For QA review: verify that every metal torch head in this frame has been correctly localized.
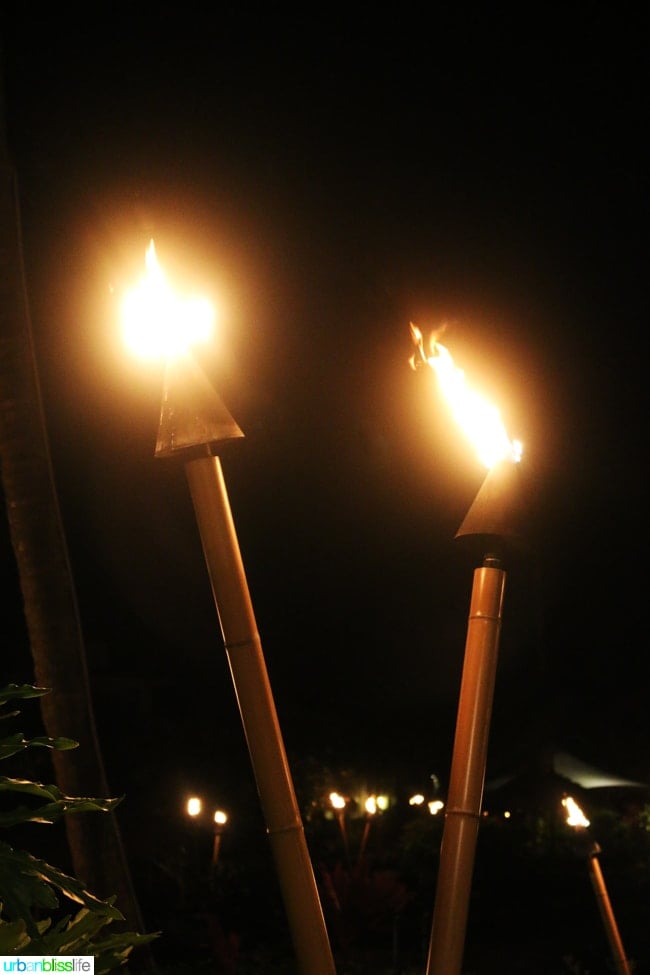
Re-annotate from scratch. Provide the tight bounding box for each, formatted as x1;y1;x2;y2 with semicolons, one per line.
154;355;244;460
454;459;533;566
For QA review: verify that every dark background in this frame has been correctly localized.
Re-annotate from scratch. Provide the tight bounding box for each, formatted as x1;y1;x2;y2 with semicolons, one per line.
1;5;648;961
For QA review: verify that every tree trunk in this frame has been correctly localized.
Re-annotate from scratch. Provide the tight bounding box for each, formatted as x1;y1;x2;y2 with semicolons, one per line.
0;154;144;933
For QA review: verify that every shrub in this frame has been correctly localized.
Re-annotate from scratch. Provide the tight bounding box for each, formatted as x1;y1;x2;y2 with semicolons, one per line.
0;683;157;971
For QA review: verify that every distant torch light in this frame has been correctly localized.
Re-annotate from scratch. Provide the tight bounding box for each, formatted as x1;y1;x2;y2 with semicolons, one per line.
365;796;378;816
562;797;631;975
329;792;346;811
187;797;202;818
562;795;590;829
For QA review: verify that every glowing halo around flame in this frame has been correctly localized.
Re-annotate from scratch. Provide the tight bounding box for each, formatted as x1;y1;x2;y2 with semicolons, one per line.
410;323;523;469
122;240;215;360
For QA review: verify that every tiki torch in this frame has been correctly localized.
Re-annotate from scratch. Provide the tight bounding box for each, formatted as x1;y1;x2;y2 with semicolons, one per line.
211;809;228;875
329;792;349;863
123;242;336;975
562;796;632;975
410;325;525;975
356;796;378;870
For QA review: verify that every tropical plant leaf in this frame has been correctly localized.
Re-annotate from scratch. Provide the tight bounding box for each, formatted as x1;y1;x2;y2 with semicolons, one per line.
43;906;110;953
0;917;29;952
0;915;52;952
0;732;79;761
39;905;158;961
0;844;60;937
0;685;157;970
35;736;78;751
0;840;124;938
0;732;31;761
0;776;73;799
0;684;50;704
0;777;122;826
0;801;120;828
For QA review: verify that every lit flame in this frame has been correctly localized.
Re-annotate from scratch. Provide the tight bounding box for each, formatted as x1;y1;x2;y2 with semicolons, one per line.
365;796;378;815
187;796;202;817
410;323;522;469
329;791;346;810
122;240;215;360
428;799;444;816
562;795;590;828
214;809;228;826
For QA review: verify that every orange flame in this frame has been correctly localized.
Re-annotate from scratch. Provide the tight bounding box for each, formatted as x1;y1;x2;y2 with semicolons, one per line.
562;795;590;828
122;240;215;360
186;796;202;817
365;796;378;815
329;791;346;810
410;323;522;468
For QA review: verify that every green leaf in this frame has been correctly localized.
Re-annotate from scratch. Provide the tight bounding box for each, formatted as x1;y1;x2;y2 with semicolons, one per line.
0;776;67;800
0;779;122;827
0;685;155;972
29;906;158;970
0;732;31;761
0;854;123;944
0;797;122;827
0;684;50;704
0;732;79;761
44;907;106;952
0;710;21;723
26;735;79;751
0;918;30;952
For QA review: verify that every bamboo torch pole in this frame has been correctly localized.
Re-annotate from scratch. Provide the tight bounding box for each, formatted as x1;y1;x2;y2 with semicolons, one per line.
409;324;526;975
123;245;335;973
155;356;336;975
425;459;525;975
586;843;631;975
426;554;505;975
563;797;632;975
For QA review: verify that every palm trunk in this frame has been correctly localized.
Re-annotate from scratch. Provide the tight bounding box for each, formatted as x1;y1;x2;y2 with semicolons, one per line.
0;152;144;933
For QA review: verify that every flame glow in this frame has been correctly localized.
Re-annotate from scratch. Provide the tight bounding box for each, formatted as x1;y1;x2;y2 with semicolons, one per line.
410;323;522;468
187;797;202;817
214;810;228;826
562;795;590;828
329;792;346;810
122;240;215;360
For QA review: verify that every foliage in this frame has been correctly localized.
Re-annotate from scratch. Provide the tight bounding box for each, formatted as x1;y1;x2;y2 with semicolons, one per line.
0;683;157;970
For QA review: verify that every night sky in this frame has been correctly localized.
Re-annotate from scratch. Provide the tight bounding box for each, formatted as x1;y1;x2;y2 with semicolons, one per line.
1;8;648;829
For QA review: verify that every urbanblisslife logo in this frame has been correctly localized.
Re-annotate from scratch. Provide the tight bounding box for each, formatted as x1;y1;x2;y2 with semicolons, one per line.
0;959;94;973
